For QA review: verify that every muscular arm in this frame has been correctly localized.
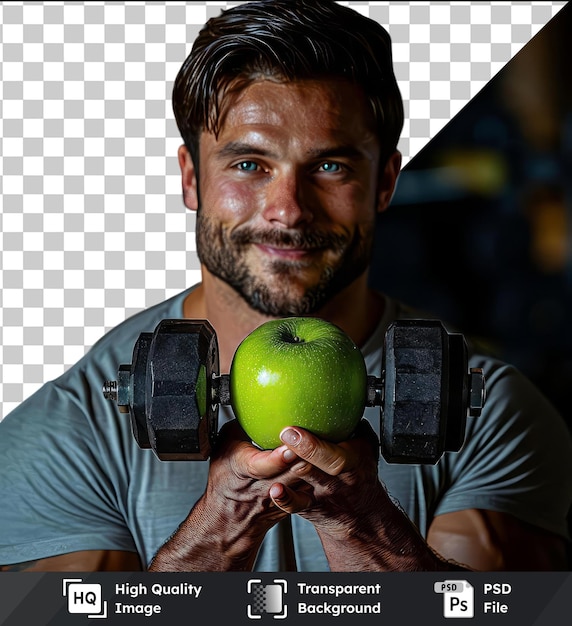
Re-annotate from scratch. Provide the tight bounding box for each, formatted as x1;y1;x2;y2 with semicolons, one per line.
1;550;142;572
272;423;569;572
271;423;464;571
427;509;569;571
311;502;568;572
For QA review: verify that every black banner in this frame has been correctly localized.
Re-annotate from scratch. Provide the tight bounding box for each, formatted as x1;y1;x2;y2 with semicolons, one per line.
0;572;570;625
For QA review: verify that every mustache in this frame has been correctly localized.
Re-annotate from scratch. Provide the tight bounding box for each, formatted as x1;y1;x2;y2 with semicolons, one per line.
230;227;349;251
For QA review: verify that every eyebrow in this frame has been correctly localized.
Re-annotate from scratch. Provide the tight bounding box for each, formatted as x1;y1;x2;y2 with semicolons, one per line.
216;141;279;160
216;141;368;161
306;145;367;161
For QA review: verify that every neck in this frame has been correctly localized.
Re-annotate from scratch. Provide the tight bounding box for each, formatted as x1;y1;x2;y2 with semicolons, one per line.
183;268;384;373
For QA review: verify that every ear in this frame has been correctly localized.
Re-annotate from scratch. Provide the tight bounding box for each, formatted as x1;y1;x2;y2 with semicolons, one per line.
178;144;199;211
376;150;402;214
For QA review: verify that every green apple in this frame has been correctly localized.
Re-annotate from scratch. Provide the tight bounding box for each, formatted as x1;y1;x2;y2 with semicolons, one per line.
230;317;367;449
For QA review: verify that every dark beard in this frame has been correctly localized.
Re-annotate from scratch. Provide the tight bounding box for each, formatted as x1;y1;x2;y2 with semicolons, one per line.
196;211;373;316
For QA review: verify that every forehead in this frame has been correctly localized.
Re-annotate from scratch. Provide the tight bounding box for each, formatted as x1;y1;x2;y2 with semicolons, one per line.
217;78;378;145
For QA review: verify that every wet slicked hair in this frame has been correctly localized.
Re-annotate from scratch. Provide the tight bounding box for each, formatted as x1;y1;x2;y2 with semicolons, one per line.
172;0;404;166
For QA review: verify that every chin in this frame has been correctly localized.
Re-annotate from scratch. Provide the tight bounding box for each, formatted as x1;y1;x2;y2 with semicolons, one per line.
243;281;331;317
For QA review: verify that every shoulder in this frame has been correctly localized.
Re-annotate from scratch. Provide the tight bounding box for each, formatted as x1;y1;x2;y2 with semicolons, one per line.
468;351;566;432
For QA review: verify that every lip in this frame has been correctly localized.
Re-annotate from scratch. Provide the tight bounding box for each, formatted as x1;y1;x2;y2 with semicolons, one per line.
255;244;319;260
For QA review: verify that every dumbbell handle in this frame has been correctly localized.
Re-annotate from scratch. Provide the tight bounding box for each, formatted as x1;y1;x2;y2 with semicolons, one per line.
208;371;485;415
212;374;231;406
366;376;383;408
208;373;382;408
205;373;387;410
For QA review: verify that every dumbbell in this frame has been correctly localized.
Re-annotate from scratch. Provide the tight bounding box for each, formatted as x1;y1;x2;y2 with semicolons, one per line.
102;318;485;464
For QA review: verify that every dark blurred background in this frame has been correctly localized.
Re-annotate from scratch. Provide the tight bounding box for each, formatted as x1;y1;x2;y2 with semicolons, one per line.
370;3;572;426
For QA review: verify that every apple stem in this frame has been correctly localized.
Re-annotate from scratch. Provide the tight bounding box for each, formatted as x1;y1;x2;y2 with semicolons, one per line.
279;330;305;344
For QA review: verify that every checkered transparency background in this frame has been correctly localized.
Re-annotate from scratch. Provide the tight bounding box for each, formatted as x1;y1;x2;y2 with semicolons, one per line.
0;1;566;419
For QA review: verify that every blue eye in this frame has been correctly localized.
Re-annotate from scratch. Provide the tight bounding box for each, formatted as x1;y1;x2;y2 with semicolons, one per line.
319;162;341;172
237;161;258;171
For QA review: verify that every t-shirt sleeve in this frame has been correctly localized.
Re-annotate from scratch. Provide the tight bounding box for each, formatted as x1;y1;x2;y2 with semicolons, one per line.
0;374;138;565
432;357;572;539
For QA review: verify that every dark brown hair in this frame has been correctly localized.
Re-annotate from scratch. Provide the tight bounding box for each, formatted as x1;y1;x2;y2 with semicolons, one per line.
172;0;404;166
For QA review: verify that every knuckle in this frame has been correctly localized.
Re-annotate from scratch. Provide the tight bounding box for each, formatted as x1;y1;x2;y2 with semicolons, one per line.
292;461;312;476
327;455;347;476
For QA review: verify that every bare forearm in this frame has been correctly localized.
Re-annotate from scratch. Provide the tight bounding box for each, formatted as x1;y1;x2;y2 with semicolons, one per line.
148;497;266;572
317;487;470;572
147;422;298;572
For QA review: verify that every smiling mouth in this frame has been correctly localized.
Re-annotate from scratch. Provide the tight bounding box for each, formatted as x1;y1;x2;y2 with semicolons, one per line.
255;244;323;260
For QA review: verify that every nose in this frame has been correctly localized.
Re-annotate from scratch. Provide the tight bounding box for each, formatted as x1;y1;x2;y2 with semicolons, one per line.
261;171;314;228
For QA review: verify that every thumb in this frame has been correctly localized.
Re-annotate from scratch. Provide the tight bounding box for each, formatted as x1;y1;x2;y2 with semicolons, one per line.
269;482;313;514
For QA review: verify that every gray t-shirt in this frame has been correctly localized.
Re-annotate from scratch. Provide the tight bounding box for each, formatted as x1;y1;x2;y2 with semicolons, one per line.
1;287;571;570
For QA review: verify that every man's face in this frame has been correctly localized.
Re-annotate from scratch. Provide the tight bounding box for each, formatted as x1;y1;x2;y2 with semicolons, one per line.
190;78;389;316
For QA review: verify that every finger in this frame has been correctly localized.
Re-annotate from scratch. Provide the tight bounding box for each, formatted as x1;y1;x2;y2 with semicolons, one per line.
214;419;299;478
279;427;356;476
269;482;314;514
243;445;299;479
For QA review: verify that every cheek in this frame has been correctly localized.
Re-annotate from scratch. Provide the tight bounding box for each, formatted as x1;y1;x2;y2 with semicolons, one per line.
324;184;376;226
200;174;258;220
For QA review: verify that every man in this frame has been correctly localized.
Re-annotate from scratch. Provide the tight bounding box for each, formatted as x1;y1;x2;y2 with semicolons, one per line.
1;0;571;572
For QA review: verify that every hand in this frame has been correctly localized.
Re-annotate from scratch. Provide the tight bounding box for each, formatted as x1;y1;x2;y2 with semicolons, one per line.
268;419;452;571
204;419;307;533
149;419;303;571
268;419;384;537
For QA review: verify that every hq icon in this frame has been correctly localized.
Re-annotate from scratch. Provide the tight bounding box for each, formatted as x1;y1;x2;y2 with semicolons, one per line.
63;579;108;619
